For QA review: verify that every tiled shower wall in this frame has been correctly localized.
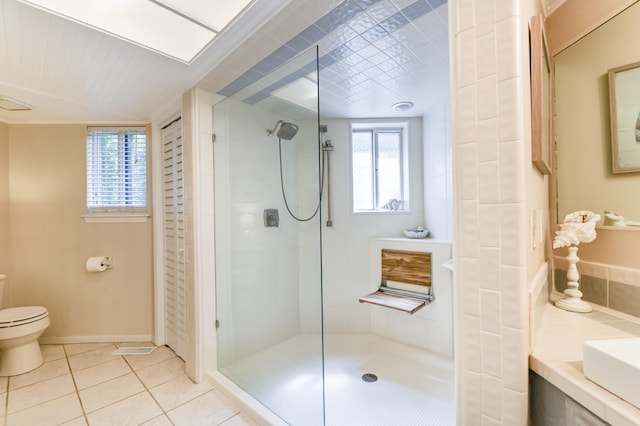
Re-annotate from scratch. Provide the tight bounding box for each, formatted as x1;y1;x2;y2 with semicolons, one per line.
451;0;542;423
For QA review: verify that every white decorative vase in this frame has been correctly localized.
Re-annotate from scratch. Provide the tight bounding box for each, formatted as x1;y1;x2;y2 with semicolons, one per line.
555;245;592;313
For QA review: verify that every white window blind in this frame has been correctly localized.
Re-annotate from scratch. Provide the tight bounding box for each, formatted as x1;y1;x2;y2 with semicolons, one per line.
86;127;147;214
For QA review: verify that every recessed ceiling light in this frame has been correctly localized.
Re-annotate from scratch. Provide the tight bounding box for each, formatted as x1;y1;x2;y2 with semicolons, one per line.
391;101;414;112
0;96;32;111
17;0;253;63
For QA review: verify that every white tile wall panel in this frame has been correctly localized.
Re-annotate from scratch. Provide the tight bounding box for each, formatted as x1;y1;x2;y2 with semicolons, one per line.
478;206;501;248
477;75;499;120
477;118;499;162
478;161;500;204
495;0;518;22
499;140;525;203
456;0;475;32
496;17;521;81
481;331;503;377
463;314;482;371
480;290;502;333
501;326;528;392
459;143;479;200
475;1;496;36
456;85;478;143
460;201;480;257
497;78;524;142
452;0;534;422
462;370;483;423
456;30;477;88
500;203;526;267
482;374;503;421
483;415;503;426
501;268;529;329
476;32;497;78
460;257;481;316
479;247;500;289
502;388;529;425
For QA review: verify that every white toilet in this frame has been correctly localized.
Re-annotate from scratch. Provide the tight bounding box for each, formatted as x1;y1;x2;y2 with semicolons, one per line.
0;275;50;376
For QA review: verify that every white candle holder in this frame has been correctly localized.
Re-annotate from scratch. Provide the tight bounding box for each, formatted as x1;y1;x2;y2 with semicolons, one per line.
555;245;592;313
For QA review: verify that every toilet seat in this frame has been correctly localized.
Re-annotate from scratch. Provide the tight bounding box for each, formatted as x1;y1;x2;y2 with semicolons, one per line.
0;306;48;328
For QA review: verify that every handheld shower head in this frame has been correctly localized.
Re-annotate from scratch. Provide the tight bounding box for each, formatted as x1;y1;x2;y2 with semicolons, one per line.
266;120;299;140
277;122;299;140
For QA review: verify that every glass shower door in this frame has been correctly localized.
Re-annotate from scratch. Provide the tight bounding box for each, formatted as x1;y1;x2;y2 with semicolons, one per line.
213;47;324;425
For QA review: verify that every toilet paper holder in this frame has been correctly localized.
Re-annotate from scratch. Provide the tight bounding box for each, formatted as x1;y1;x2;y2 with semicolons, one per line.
86;256;113;272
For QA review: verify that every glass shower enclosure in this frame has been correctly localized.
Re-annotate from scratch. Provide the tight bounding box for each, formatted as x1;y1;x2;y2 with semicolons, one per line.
213;47;324;425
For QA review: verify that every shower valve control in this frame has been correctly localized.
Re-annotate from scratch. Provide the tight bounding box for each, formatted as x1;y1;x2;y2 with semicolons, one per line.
264;209;279;227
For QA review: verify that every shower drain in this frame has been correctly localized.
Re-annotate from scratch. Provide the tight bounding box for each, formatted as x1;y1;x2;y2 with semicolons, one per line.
361;373;378;383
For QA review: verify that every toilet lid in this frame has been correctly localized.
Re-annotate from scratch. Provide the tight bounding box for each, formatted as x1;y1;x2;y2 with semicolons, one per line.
0;306;48;327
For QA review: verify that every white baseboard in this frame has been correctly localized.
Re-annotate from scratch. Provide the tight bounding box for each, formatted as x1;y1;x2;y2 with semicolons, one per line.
39;335;154;345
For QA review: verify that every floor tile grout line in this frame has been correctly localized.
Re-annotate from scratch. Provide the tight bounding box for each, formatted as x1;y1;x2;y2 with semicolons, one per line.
2;344;214;426
122;348;177;425
66;343;123;374
63;344;90;425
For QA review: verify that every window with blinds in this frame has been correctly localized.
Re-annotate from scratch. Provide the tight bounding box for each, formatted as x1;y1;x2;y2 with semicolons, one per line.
86;127;148;214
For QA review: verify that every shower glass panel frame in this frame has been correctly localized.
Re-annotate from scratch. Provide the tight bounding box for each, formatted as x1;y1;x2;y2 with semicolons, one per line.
212;46;324;425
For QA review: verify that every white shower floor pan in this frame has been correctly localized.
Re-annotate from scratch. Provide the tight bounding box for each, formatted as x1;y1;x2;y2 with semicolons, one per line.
216;333;455;426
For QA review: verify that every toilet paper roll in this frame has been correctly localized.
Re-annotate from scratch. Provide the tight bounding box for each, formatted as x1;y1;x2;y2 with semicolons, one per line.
86;257;107;272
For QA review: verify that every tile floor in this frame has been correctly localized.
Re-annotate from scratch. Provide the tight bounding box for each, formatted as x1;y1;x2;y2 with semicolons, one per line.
0;342;257;426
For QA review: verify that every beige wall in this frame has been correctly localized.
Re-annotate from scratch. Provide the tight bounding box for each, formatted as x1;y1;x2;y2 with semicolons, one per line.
8;124;153;341
0;122;9;302
544;0;636;55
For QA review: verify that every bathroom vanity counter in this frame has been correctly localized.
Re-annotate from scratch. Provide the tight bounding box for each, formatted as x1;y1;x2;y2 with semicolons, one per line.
530;302;640;425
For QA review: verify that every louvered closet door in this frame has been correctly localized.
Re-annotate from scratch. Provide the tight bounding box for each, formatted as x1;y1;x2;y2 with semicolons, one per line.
162;118;186;358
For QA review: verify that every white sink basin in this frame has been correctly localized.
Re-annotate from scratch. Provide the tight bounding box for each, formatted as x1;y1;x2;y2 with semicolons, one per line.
583;337;640;409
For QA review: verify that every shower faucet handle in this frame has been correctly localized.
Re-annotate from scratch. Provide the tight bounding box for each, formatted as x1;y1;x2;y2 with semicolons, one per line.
264;209;279;227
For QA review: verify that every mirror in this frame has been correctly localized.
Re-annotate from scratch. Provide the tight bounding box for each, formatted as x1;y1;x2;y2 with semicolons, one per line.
554;1;640;224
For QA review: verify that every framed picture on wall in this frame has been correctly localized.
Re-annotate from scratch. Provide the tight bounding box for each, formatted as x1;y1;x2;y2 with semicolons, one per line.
530;14;552;175
608;61;640;173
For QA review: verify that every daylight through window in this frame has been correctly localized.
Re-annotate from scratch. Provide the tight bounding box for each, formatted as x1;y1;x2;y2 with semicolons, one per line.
351;123;408;212
86;127;147;214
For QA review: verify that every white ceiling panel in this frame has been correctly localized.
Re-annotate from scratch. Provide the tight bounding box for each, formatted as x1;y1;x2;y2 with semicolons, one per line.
156;0;254;32
16;0;216;62
0;0;450;124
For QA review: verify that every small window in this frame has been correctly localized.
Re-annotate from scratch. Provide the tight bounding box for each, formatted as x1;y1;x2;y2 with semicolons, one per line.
351;122;409;213
86;127;148;217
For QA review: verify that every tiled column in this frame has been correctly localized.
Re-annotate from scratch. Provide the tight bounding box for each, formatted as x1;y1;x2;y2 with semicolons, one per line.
451;0;530;424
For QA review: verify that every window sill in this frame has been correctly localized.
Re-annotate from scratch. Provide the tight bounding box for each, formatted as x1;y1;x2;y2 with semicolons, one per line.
82;213;150;224
352;210;412;215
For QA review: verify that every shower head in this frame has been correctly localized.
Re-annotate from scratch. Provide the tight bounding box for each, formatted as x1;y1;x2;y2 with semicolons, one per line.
277;122;299;140
266;120;299;140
